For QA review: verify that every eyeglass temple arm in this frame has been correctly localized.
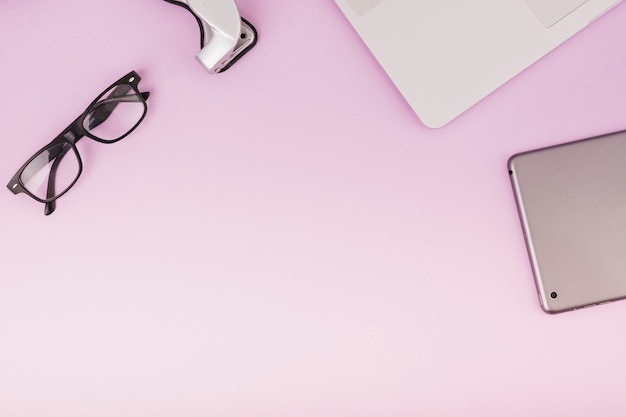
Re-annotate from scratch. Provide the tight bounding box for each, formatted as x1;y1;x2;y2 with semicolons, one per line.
44;91;150;215
41;130;81;215
44;144;72;215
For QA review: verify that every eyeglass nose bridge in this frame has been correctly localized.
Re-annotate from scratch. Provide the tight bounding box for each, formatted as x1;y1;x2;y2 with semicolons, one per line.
62;120;86;144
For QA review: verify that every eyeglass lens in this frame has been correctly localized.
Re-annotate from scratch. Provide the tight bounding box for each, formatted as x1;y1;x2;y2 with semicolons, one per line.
83;83;146;142
20;142;80;201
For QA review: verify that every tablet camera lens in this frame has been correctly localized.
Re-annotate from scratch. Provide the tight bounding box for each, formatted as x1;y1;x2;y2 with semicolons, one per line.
550;292;558;299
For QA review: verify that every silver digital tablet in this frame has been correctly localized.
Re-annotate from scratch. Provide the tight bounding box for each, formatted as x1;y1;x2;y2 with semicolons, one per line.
509;129;626;313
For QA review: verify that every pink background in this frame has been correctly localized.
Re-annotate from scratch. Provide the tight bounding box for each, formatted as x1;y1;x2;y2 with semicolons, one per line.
2;1;626;416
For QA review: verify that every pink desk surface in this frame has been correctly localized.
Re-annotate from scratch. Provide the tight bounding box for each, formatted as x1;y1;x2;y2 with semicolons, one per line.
2;1;626;416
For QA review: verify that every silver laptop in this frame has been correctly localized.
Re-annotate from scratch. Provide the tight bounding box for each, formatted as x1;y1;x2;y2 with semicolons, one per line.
334;0;623;128
509;130;626;313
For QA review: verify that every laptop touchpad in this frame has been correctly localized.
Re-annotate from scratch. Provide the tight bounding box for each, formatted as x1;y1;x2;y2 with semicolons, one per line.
525;0;589;27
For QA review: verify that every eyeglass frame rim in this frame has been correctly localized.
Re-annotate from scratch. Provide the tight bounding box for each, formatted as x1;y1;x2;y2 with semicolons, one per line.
6;70;149;205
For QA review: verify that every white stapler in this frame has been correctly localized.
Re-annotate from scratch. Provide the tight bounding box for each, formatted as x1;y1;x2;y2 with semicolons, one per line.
164;0;257;73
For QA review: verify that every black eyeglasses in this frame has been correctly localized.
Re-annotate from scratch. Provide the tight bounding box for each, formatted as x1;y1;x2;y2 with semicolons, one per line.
7;71;150;215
